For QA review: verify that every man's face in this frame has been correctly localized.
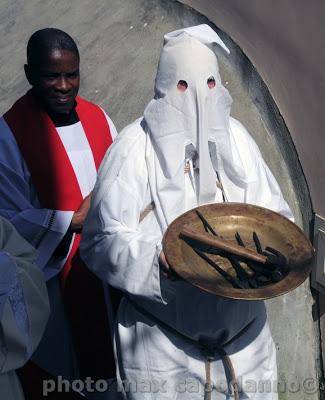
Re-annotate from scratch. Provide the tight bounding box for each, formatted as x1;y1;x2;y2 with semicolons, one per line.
26;48;80;115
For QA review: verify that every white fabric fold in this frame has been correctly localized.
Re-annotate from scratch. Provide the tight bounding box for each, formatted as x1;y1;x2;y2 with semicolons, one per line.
163;24;230;54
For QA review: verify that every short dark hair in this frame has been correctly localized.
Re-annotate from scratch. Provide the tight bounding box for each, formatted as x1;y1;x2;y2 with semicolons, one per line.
27;28;79;67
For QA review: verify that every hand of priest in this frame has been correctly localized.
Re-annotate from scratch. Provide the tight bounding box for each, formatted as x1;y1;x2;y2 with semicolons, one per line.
70;193;92;233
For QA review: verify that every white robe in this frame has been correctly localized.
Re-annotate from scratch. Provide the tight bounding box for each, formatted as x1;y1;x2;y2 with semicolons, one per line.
81;117;292;399
0;112;117;379
0;216;49;400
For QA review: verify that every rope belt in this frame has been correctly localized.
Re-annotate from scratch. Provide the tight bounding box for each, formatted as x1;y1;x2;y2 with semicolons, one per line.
139;201;155;223
199;342;239;400
128;297;251;399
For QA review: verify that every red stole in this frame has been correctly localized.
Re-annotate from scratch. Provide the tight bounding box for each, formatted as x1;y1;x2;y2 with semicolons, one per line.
5;91;118;381
4;90;112;282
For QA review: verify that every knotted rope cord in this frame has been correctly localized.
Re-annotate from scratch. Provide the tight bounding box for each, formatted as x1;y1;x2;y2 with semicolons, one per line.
128;298;251;400
139;161;190;223
139;161;227;223
199;342;239;400
204;356;212;400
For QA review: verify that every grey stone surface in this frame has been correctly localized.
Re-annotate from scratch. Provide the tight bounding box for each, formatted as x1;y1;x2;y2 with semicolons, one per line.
180;0;325;219
0;0;317;399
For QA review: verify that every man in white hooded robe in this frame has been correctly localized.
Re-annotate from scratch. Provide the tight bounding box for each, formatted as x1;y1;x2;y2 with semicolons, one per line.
80;25;293;400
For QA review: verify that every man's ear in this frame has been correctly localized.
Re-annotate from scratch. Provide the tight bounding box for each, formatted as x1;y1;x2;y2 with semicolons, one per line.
24;64;34;86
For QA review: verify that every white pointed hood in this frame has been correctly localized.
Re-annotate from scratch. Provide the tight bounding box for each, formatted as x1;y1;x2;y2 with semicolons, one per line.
144;24;237;229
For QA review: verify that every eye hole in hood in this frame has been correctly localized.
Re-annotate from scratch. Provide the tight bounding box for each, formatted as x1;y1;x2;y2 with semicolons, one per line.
207;76;216;89
177;80;188;92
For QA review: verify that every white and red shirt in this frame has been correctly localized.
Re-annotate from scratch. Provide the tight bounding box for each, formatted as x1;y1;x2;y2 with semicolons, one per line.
0;91;117;281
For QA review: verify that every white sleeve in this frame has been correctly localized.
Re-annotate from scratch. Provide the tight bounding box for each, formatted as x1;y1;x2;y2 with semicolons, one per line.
0;217;49;373
248;149;295;221
0;118;73;278
230;118;294;221
80;132;165;304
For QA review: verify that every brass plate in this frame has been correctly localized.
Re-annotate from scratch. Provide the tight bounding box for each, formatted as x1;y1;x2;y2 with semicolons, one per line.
163;203;314;300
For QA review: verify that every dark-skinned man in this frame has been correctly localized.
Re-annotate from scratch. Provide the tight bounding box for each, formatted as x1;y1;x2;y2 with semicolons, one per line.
0;28;118;399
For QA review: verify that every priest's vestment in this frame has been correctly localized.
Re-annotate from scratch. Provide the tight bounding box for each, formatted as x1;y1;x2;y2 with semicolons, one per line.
0;91;117;387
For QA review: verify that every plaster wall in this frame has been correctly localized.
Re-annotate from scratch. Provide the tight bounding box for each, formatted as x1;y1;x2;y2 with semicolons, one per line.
0;1;318;399
179;0;325;219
